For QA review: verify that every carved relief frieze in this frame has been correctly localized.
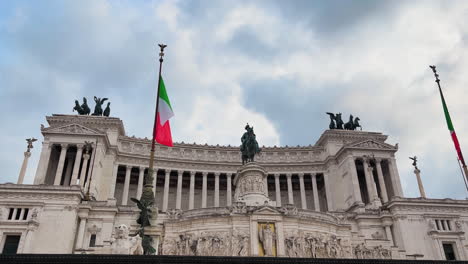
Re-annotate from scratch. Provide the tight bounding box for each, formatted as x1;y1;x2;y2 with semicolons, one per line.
162;230;249;256
353;243;391;259
284;231;352;258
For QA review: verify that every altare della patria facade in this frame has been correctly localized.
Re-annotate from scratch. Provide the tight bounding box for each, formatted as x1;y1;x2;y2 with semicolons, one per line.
0;99;467;262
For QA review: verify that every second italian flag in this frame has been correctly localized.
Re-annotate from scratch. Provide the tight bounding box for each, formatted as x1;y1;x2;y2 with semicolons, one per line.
155;77;174;147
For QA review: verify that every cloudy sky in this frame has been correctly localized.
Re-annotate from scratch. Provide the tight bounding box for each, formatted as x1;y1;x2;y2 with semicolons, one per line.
1;0;468;199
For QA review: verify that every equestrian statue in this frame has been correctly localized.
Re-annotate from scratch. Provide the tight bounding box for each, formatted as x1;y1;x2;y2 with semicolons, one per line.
326;112;362;131
241;124;261;165
72;97;110;117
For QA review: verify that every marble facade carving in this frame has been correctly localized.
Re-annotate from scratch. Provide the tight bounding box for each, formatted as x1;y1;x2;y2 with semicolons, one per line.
2;114;468;261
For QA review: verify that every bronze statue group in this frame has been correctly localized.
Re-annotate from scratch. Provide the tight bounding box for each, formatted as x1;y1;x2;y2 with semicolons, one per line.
73;97;111;117
326;112;362;130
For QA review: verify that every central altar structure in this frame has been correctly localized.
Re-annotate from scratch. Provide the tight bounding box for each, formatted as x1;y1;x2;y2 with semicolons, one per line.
0;114;467;261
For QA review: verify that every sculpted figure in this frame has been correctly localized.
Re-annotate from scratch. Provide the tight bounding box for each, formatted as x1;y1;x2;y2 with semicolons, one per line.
325;112;336;129
259;224;275;256
103;102;111;117
92;96;108;116
110;224;143;255
81;97;91;115
240;124;261;164
73;100;84;115
344;114;354;130
335;113;344;129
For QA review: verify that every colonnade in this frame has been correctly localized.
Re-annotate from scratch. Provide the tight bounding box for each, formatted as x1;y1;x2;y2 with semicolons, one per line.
349;157;400;205
34;143;93;189
111;164;330;212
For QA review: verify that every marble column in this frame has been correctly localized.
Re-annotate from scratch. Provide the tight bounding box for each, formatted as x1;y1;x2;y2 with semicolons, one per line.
322;172;333;211
202;172;208;208
63;155;74;186
274;174;281;207
162;170;171;212
298;173;307;209
75;212;88;249
214;172;220;207
189;171;196;209
226;173;232;206
388;158;404;197
70;144;84;185
109;164;119;199
286;173;294;204
54;144;68;185
176;170;183;209
264;175;269;197
79;153;90;188
311;173;320;211
136;166;145;200
121;166;132;206
414;168;426;198
17;151;31;184
384;224;394;246
348;157;363;204
375;159;389;202
363;160;380;204
153;169;158;198
33;142;52;185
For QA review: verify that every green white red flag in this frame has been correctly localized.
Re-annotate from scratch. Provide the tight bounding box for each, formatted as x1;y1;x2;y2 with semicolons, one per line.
438;84;466;166
154;77;174;147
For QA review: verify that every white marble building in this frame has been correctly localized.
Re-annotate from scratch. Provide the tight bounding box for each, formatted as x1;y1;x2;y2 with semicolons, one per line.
0;114;467;260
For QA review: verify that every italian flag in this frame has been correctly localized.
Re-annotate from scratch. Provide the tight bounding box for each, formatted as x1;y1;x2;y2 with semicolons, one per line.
155;77;174;147
438;85;466;166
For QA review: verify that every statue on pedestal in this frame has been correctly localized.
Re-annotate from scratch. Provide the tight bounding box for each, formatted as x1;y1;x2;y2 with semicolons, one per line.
259;224;276;256
240;124;261;164
110;224;143;255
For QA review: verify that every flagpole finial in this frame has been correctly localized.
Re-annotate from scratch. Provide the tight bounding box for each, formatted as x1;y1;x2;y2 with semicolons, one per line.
158;44;167;62
429;65;440;83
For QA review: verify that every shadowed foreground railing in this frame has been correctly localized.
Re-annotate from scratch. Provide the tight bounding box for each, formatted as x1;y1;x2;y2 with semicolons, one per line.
0;255;464;264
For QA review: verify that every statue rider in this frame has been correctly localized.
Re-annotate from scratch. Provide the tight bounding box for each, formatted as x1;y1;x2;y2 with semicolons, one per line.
241;124;260;164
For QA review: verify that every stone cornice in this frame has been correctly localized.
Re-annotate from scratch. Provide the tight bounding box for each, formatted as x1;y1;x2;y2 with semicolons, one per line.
315;129;388;147
47;114;125;135
385;197;468;212
0;184;83;202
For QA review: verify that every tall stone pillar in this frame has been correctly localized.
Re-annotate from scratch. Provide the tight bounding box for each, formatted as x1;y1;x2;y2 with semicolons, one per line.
70;144;84;186
176;170;183;209
34;142;52;184
153;169;158;198
76;210;89;250
274;174;281;206
136;166;145;199
388;158;404;197
17;151;31;184
363;160;380;205
54;144;68;185
311;173;320;211
298;173;307;209
286;173;294;204
79;153;90;188
323;172;333;211
189;171;196;209
121;166;132;206
226;173;232;206
214;172;220;207
414;168;426;198
375;159;389;202
202;172;208;208
109;164;119;199
63;155;74;186
348;157;363;204
162;170;171;212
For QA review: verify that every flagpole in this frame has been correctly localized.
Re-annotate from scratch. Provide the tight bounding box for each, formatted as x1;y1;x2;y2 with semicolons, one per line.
141;44;167;203
429;65;468;191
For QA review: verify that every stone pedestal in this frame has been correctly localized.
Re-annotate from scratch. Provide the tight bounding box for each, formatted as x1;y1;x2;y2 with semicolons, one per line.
233;162;275;206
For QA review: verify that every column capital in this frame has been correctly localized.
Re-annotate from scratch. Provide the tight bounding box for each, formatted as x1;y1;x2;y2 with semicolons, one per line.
165;169;171;175
274;173;280;178
375;157;383;163
190;171;196;176
138;166;145;170
226;172;233;177
298;173;304;178
76;143;85;149
214;172;220;177
24;151;32;158
202;171;208;176
176;170;183;175
286;173;292;178
311;173;317;178
126;165;132;172
61;143;69;149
